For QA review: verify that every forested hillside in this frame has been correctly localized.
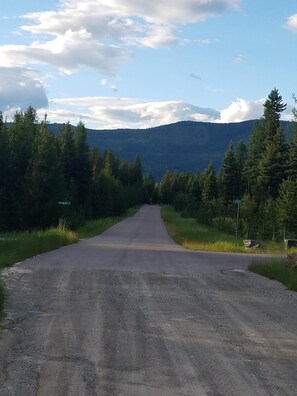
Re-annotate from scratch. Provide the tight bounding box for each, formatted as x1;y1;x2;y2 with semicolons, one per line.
0;108;153;231
50;119;291;181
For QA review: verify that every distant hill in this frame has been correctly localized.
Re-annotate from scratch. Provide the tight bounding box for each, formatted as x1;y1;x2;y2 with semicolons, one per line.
49;120;291;180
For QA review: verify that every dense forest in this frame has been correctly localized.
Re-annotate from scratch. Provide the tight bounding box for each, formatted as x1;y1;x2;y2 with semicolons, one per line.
0;107;154;231
155;88;297;241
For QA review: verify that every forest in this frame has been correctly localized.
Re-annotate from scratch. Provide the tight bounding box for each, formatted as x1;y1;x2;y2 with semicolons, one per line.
155;88;297;242
0;88;296;242
0;107;154;231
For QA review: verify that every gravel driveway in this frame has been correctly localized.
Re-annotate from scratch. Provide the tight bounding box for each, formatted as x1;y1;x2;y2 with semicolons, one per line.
0;205;296;395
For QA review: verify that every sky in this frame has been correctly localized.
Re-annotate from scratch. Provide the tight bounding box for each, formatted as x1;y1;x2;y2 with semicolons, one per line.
0;0;297;129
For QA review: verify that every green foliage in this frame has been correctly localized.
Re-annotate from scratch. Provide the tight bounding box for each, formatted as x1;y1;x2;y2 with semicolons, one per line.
156;88;296;244
0;228;78;269
221;143;240;203
0;107;147;232
162;206;244;252
249;259;297;291
276;178;297;236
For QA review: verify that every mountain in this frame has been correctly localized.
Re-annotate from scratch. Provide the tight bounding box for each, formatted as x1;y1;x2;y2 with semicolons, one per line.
49;120;291;180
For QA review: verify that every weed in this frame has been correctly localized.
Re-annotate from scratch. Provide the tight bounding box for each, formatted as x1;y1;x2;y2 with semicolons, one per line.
249;259;297;291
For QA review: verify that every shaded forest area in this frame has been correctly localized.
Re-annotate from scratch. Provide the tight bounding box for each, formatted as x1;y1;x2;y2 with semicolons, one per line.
0;107;154;231
155;89;297;241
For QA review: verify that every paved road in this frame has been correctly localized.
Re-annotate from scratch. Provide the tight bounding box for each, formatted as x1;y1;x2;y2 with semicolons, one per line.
0;205;296;395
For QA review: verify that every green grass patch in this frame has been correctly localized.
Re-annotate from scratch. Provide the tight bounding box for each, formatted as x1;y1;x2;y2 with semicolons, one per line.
249;259;297;291
77;206;140;238
161;206;245;253
0;228;78;269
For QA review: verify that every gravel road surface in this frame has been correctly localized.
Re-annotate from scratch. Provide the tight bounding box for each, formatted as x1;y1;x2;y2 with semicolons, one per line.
0;205;296;395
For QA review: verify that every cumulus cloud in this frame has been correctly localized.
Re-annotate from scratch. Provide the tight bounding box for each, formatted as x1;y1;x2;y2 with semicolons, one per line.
40;96;220;129
0;0;240;77
219;98;265;123
0;67;48;112
286;14;297;31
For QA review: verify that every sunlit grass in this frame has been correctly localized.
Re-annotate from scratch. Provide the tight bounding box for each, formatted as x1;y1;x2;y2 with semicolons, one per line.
249;259;297;291
162;206;245;253
0;228;78;269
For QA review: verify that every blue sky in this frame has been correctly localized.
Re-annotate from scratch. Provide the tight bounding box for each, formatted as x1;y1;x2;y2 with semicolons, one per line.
0;0;297;129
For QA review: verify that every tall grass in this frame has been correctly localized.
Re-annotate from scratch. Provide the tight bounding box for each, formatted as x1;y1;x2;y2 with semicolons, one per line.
0;228;78;269
249;259;297;291
162;206;245;253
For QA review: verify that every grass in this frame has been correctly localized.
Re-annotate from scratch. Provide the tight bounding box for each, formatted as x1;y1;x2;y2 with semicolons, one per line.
0;228;78;269
77;207;140;239
162;206;245;253
249;258;297;291
0;206;140;321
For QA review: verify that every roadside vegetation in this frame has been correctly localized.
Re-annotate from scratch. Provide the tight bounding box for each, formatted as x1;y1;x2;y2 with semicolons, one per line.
156;89;297;257
249;259;297;291
162;206;244;253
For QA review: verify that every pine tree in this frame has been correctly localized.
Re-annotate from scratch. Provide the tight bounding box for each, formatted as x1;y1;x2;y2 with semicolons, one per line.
244;120;265;198
221;143;240;203
276;178;297;237
263;88;286;144
202;163;218;203
73;121;91;206
258;127;287;199
24;123;65;228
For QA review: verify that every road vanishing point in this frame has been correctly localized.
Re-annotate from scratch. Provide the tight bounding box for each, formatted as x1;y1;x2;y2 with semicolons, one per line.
0;205;296;395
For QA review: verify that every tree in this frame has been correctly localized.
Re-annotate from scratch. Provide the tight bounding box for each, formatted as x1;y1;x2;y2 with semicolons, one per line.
221;143;240;203
73;121;91;205
244;120;265;198
202;163;218;203
257;127;287;199
59;122;76;187
24;123;65;228
276;178;297;237
263;88;286;144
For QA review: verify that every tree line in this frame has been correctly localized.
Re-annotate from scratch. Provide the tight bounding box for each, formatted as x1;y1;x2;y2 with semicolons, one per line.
155;88;297;241
0;107;154;231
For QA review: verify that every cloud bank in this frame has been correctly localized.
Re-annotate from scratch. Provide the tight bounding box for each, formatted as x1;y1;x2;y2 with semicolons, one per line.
0;67;48;111
32;96;291;130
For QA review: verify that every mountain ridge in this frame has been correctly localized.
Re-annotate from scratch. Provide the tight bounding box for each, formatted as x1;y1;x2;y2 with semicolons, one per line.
49;119;291;180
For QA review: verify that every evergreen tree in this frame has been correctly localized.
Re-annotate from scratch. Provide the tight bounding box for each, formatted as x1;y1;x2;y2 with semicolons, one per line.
202;163;218;203
263;88;286;144
258;127;287;199
143;172;155;203
244;120;265;198
73;121;91;205
59;122;76;187
104;149;119;178
221;143;240;203
276;178;297;237
24;123;64;228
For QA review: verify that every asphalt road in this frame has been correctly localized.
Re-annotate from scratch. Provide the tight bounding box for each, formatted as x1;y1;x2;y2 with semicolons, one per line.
0;205;296;396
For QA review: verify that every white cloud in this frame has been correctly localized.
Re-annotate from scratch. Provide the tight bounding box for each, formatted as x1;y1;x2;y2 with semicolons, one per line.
0;67;48;112
39;96;220;129
286;14;297;31
0;0;240;78
219;98;264;123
